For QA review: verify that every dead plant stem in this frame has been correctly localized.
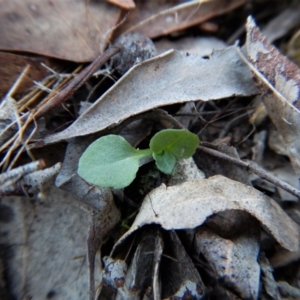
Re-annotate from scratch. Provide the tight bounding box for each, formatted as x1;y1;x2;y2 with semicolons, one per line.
33;46;121;119
198;145;300;199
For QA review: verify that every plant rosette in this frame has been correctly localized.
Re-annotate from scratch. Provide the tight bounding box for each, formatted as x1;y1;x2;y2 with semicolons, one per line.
77;129;199;189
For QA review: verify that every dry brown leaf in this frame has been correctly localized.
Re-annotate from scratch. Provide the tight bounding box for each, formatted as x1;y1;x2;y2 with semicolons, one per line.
106;0;135;10
114;0;246;38
245;17;300;176
0;0;120;62
0;52;50;99
42;46;257;145
113;175;299;252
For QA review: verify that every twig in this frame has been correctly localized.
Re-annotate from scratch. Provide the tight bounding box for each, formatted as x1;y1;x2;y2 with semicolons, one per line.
33;46;121;119
198;145;300;199
0;160;45;186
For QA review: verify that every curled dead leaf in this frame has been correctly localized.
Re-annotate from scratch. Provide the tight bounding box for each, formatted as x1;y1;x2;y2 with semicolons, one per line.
245;16;300;176
113;175;300;253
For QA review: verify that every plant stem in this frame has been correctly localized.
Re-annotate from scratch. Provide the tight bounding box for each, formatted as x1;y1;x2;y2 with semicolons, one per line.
137;148;153;159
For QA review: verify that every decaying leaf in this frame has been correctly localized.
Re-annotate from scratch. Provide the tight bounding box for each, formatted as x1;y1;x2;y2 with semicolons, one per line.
161;231;205;300
194;213;260;299
0;52;49;99
106;0;135;10
123;227;163;299
0;185;93;298
245;16;300;176
113;175;299;252
101;228;164;300
42;46;258;145
0;0;120;61
114;0;246;38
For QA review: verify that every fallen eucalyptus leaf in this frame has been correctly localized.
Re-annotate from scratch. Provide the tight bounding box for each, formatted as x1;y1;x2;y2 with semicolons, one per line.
245;16;300;176
0;185;92;298
194;214;260;299
113;175;299;252
42;46;258;145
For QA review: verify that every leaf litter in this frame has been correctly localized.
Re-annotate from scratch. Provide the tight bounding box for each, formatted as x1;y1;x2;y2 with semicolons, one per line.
1;2;300;299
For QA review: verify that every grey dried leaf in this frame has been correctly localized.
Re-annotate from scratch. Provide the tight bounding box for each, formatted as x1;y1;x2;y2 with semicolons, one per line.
43;46;258;145
113;175;299;253
0;186;91;298
194;214;260;299
167;157;205;186
245;16;300;176
259;253;281;300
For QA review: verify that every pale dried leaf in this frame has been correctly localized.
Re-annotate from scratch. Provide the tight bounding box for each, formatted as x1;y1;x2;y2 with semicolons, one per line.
167;157;205;186
245;16;300;176
155;36;226;55
43;47;258;145
106;0;135;10
113;175;299;252
194;217;260;299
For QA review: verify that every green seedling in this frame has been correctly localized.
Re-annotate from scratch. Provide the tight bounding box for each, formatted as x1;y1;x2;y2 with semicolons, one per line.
77;129;199;189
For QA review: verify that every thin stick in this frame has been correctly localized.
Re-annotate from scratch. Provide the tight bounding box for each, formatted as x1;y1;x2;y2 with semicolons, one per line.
198;145;300;199
33;46;121;119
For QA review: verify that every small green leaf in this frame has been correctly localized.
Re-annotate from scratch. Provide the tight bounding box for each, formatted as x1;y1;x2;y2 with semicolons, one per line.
150;129;199;159
78;135;152;189
153;151;177;175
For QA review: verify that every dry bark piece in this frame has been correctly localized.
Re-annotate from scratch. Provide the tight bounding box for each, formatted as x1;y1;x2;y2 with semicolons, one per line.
0;0;120;62
113;175;300;252
42;46;258;145
161;231;205;299
114;0;246;38
102;257;128;298
102;228;164;300
259;253;281;300
123;227;163;300
0;162;61;197
245;16;300;176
